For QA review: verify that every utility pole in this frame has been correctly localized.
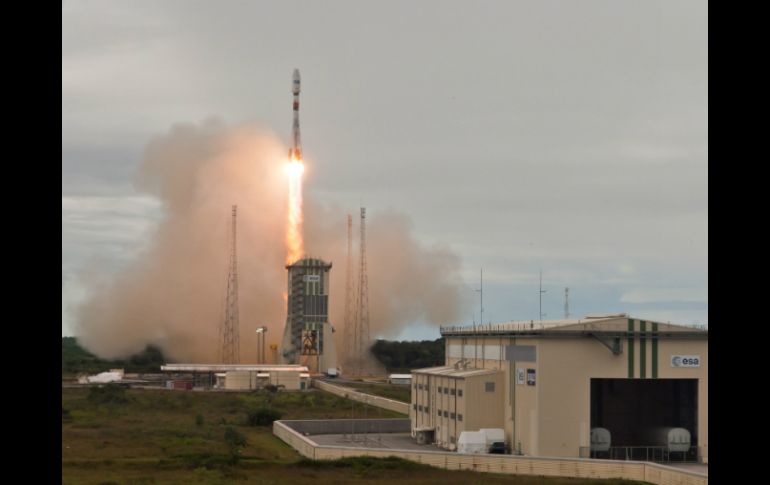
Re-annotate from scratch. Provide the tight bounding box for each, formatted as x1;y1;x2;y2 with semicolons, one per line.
474;268;483;328
256;326;267;363
539;269;547;321
564;287;570;319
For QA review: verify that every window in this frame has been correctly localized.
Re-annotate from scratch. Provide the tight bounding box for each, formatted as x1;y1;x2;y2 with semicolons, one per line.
458;389;463;397
458;414;463;421
418;404;422;412
450;412;456;419
443;410;449;417
437;386;442;393
450;388;456;396
450;436;455;444
485;382;495;392
413;403;417;410
444;387;449;394
424;406;429;414
437;409;441;416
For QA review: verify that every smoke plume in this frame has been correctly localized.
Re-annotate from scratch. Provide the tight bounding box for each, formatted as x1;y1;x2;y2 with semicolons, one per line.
74;120;469;362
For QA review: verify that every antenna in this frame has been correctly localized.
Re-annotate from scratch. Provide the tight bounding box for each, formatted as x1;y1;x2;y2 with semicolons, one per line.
343;214;354;368
474;268;483;329
539;269;547;321
564;287;570;319
220;205;240;364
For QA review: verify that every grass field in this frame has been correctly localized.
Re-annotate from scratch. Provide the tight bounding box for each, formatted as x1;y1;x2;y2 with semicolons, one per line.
338;381;412;402
62;386;650;485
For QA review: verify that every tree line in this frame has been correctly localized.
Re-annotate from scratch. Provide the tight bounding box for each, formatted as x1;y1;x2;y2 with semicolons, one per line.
62;337;167;375
370;338;445;373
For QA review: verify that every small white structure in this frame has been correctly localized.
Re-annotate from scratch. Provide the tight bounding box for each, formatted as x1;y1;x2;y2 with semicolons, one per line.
388;374;412;385
109;368;125;378
590;427;611;452
457;431;487;454
84;371;123;384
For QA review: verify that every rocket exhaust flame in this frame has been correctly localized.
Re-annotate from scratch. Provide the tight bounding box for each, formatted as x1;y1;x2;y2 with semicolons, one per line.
285;158;304;265
285;69;304;265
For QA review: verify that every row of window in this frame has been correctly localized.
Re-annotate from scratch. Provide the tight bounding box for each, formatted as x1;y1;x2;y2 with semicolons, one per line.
411;403;463;421
438;386;463;397
437;409;463;421
413;383;463;397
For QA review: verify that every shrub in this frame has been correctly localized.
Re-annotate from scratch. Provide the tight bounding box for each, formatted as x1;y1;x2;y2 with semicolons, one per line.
195;414;204;426
223;427;247;447
87;384;128;404
264;384;279;393
247;407;283;426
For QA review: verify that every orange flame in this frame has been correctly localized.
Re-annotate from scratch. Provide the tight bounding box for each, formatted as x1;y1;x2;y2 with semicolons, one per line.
285;158;304;264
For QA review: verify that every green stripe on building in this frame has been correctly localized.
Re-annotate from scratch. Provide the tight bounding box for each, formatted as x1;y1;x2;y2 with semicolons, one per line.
639;320;647;379
627;319;635;378
652;322;658;378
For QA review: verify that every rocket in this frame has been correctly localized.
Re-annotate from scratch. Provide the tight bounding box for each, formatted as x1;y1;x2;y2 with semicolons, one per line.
290;68;302;161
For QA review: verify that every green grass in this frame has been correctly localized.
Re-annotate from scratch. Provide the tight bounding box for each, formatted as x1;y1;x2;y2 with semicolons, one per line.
62;387;651;484
340;381;412;402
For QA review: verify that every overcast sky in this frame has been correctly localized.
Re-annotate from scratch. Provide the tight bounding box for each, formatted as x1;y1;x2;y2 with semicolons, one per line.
62;0;707;340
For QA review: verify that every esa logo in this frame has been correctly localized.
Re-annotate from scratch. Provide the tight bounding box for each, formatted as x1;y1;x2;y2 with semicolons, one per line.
671;355;700;367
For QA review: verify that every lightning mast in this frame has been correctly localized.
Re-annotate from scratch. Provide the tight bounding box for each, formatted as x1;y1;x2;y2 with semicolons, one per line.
355;207;370;372
343;214;355;367
220;205;241;364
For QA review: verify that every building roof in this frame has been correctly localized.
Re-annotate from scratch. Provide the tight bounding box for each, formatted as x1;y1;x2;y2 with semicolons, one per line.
161;364;309;372
389;374;412;379
440;314;707;338
411;365;503;378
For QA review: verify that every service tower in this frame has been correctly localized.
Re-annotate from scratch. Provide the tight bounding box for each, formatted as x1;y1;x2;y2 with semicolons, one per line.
280;258;337;372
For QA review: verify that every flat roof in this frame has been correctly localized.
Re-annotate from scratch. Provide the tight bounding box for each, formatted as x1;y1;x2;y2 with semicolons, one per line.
441;315;707;338
389;374;412;379
161;364;309;372
411;366;503;378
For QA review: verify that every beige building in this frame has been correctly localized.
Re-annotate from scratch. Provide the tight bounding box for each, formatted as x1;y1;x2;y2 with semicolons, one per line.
412;314;708;463
411;366;505;450
160;364;310;390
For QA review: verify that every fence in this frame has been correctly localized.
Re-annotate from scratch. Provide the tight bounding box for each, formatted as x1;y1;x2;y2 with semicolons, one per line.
311;379;410;415
274;420;707;485
579;446;702;463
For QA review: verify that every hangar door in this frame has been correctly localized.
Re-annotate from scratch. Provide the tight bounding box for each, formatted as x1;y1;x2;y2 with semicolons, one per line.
590;378;698;461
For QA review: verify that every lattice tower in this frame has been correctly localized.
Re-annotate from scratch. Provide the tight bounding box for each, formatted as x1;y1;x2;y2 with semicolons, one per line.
220;205;240;364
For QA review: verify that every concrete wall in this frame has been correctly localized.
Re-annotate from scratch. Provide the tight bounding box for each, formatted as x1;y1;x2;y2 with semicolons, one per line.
463;372;505;442
270;370;300;390
273;420;707;485
276;418;410;435
312;379;409;415
225;371;254;390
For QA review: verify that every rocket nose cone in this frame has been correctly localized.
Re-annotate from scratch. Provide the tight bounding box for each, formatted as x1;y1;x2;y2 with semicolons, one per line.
293;69;300;82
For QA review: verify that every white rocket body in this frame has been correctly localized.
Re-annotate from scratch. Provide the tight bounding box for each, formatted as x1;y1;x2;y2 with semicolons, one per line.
290;69;302;160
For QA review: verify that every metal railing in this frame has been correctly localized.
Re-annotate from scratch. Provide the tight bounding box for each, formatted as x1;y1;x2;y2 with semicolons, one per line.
579;446;702;463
